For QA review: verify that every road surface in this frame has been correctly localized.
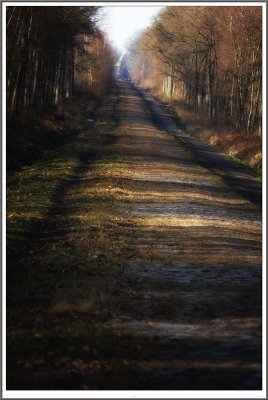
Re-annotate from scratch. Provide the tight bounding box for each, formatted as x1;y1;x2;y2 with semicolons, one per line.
7;80;262;390
105;80;262;389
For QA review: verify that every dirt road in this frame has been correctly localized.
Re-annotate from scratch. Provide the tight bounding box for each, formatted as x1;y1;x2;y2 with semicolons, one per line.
104;80;262;389
7;80;262;390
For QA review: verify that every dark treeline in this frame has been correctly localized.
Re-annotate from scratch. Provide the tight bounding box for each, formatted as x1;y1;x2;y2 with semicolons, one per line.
6;6;114;170
7;6;114;116
126;6;262;135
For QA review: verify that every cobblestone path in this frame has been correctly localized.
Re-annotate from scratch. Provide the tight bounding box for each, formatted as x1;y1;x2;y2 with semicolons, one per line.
104;80;262;390
7;80;262;391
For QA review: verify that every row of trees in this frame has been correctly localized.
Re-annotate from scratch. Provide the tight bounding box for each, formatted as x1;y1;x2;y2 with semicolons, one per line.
6;6;114;117
126;6;262;135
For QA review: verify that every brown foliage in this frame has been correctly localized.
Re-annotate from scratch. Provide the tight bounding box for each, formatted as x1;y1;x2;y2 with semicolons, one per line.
126;6;262;136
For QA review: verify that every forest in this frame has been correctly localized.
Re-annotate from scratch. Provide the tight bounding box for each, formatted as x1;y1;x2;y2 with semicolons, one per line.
6;6;114;170
125;6;262;171
6;6;262;173
5;5;263;393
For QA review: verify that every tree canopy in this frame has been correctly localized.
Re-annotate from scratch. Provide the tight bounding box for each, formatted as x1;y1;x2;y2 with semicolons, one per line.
7;6;114;116
126;6;262;134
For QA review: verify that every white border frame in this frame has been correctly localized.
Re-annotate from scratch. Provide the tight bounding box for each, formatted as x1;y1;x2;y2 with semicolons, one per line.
2;2;266;399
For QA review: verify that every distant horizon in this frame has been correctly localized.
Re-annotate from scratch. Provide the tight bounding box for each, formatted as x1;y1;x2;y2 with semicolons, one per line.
101;6;164;54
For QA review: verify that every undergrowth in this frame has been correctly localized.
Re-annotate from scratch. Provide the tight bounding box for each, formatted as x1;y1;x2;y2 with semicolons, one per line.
142;86;262;175
170;100;262;174
6;92;100;173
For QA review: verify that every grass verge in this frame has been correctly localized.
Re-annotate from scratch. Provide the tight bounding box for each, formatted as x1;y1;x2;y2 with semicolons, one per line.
6;91;139;389
140;86;262;176
165;100;262;175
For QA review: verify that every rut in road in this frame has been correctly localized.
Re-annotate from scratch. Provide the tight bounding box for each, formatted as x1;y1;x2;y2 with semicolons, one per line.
101;80;262;389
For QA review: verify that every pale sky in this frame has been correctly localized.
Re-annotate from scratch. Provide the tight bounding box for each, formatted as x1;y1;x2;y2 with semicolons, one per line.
101;6;164;54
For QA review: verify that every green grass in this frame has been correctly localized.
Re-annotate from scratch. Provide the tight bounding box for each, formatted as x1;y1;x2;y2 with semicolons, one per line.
6;93;139;390
221;152;262;181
